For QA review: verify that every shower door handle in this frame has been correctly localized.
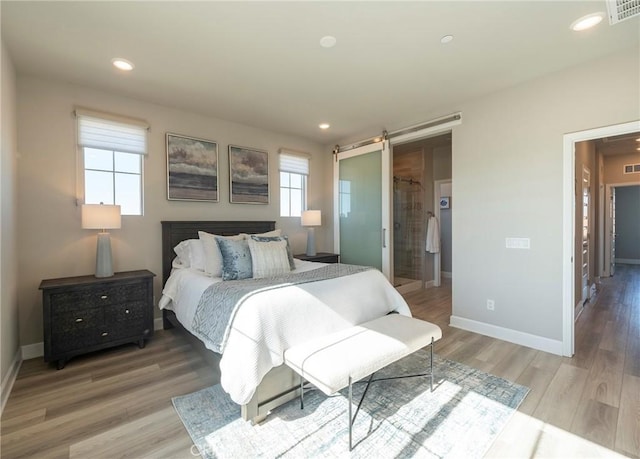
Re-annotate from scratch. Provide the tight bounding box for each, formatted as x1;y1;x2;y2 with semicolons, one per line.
382;228;387;248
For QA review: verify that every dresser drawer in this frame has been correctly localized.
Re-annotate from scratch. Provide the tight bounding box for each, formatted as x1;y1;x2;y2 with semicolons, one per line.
102;321;149;342
105;301;147;323
51;308;103;333
52;328;102;354
50;283;146;313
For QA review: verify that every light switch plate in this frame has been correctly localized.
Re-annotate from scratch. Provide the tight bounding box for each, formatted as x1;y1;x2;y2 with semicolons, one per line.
506;237;530;249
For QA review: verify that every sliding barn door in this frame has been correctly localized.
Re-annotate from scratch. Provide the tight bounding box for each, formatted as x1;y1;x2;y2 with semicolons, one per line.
334;141;391;278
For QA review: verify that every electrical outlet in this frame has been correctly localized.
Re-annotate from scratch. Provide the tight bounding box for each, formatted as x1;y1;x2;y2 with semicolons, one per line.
487;299;495;311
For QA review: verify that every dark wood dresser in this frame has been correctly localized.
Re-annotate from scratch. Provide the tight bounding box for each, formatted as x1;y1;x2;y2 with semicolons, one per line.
294;252;340;264
39;270;155;369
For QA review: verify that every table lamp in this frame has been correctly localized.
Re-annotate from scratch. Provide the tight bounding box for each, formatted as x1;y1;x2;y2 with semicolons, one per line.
301;210;321;256
82;203;121;277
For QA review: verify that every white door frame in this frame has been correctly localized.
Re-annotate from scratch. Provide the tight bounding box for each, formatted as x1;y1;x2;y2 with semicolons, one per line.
580;166;591;306
433;179;452;287
562;119;640;357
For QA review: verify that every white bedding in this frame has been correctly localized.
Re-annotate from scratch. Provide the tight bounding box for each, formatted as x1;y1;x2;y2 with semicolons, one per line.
159;259;411;405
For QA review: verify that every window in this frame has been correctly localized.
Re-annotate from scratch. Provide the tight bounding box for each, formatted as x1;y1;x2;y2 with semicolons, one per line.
77;110;148;215
84;148;142;215
279;151;309;217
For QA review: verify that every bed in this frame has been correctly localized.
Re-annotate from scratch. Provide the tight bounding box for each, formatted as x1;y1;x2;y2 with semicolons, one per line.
160;220;411;423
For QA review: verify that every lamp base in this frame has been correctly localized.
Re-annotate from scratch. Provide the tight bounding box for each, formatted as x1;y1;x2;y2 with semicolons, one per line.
95;232;114;278
305;227;317;257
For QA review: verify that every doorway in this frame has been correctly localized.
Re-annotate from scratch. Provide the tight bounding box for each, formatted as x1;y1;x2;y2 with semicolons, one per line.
563;120;640;356
391;134;452;292
605;184;640;275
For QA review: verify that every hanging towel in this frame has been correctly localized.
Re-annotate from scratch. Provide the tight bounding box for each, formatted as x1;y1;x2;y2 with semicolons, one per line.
426;215;440;253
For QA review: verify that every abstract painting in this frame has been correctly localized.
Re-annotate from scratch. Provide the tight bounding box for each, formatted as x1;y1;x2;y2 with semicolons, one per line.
228;145;269;204
166;133;218;202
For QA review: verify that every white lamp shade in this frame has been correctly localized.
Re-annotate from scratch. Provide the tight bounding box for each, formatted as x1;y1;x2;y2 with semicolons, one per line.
82;204;121;230
301;210;321;227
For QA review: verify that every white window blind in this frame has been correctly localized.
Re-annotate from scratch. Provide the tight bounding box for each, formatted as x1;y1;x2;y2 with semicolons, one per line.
76;109;148;155
279;150;309;175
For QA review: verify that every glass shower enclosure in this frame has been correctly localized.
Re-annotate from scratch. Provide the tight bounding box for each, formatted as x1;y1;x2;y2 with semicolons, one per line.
393;175;425;290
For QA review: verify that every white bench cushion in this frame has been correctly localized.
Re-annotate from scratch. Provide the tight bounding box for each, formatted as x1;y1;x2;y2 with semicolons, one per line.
283;314;442;396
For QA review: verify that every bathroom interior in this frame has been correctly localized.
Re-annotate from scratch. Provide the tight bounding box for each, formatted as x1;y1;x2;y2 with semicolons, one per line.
392;133;452;292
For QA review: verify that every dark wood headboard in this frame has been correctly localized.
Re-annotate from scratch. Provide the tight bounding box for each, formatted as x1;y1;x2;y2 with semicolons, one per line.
161;220;276;285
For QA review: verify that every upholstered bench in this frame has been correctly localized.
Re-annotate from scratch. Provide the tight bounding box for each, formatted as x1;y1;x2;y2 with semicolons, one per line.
283;314;442;450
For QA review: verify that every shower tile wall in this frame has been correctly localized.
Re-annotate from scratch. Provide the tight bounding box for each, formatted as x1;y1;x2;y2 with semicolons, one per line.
393;149;425;281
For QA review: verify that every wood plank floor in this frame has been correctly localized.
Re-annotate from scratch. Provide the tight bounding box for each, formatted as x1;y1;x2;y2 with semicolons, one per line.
2;264;638;458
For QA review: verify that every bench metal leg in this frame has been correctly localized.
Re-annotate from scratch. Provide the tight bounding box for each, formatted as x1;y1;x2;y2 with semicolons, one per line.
430;336;434;392
348;376;353;451
348;372;375;451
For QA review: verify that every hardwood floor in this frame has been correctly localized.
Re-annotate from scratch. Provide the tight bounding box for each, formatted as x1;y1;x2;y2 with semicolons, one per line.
1;265;638;458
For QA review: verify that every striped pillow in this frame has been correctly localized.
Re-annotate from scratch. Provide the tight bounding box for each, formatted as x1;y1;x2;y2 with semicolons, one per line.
248;238;291;279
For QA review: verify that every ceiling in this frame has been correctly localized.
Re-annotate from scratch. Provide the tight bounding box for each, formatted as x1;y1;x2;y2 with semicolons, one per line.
2;1;639;146
594;132;640;156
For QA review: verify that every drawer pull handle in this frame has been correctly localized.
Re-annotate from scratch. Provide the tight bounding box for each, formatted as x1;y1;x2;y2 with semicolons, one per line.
100;295;108;300
101;332;108;337
75;318;83;323
125;309;130;314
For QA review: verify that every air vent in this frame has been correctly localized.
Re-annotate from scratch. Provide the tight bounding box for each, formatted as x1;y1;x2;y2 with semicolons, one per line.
623;163;640;174
606;0;640;24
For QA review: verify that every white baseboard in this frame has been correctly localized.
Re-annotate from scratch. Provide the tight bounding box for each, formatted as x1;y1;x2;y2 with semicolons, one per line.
425;280;435;289
615;258;640;265
441;271;452;279
22;320;165;360
21;342;44;360
1;349;22;415
449;315;563;356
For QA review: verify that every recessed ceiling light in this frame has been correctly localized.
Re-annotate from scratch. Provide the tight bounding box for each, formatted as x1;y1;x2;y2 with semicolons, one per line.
319;123;330;130
319;36;337;48
440;35;454;44
111;58;134;71
570;12;604;31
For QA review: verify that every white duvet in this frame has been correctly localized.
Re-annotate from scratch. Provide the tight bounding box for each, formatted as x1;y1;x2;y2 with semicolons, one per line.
159;260;411;405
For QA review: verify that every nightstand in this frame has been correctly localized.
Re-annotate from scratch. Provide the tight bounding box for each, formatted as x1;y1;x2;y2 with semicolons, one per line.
294;252;340;264
39;270;155;369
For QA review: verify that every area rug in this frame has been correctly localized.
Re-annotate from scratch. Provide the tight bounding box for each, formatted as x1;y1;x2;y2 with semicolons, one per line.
172;351;529;458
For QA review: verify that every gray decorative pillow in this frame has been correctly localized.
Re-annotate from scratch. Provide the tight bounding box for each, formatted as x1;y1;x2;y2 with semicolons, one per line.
216;237;252;280
250;235;296;270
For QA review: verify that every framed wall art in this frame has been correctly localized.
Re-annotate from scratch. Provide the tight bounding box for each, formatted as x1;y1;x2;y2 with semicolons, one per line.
166;133;218;202
228;145;269;204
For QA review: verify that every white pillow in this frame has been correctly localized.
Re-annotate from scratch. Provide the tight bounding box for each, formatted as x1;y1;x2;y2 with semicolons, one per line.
240;229;282;239
173;240;192;268
189;240;206;271
248;237;291;279
198;231;245;277
173;239;206;271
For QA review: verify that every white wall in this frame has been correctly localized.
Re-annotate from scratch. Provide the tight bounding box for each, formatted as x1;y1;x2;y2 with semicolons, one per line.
451;49;639;349
16;76;331;347
1;40;20;407
604;152;640;184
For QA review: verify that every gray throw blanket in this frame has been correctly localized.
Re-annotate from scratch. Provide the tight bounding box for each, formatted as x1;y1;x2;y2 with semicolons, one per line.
191;264;372;353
